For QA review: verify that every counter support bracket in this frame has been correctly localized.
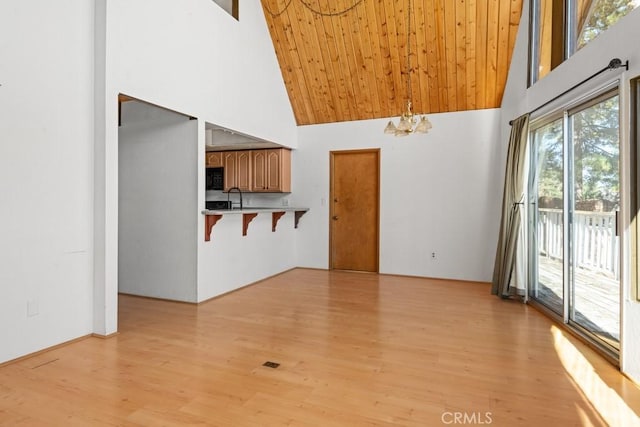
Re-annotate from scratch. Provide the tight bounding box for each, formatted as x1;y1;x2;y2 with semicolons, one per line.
272;211;286;232
243;213;258;236
203;208;308;240
294;210;307;229
205;214;223;241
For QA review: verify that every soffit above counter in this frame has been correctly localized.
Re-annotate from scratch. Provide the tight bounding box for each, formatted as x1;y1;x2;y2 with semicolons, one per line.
205;125;286;151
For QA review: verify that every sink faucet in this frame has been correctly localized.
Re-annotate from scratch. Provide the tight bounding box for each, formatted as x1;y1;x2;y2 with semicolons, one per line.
227;187;243;210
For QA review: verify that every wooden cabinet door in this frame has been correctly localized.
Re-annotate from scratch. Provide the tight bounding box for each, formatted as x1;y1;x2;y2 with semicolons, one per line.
251;148;291;192
270;149;291;192
265;150;281;191
206;152;223;168
235;151;252;192
223;152;237;191
222;149;289;193
252;150;268;191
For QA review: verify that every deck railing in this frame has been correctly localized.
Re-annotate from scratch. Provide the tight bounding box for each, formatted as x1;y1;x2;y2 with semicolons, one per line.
537;208;619;279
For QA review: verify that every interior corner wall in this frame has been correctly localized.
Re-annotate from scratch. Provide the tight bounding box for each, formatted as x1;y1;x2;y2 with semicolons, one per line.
294;109;503;283
118;102;198;302
500;3;640;383
92;0;298;334
105;0;296;148
0;1;95;363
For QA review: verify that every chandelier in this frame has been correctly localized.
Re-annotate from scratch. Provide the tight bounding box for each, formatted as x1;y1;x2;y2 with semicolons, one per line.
384;0;432;136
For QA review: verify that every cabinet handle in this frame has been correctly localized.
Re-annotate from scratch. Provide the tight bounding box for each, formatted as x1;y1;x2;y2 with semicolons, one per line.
332;215;339;220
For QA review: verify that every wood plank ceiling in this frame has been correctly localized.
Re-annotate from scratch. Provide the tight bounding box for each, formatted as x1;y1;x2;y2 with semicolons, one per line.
260;0;524;126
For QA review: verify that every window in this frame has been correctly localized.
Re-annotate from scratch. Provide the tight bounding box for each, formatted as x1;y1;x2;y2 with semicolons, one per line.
575;0;638;50
531;0;565;83
632;77;640;301
213;0;239;20
530;0;639;84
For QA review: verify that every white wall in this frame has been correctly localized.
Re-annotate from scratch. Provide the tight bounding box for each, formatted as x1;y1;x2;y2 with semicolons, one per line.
106;0;295;147
500;1;640;384
0;0;296;361
197;211;297;302
295;109;503;283
93;0;298;334
0;0;95;363
119;101;198;302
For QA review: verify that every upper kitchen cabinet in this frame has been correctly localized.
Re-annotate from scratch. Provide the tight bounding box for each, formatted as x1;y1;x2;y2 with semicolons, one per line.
223;151;251;192
252;148;291;193
206;152;223;168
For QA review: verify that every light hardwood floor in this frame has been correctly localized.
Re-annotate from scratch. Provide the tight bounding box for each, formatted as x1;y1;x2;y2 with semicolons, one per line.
1;269;639;426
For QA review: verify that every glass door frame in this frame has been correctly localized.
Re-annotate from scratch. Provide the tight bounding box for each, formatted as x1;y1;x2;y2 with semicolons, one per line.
566;89;621;344
527;85;621;360
528;112;566;315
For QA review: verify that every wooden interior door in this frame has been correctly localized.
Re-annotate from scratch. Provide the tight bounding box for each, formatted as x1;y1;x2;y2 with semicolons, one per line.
330;149;379;272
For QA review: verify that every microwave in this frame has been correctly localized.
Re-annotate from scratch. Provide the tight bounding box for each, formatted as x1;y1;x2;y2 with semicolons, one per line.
206;167;224;191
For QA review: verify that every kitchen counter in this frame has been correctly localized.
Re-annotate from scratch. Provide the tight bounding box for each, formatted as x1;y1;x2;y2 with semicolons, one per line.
201;207;308;215
201;207;309;240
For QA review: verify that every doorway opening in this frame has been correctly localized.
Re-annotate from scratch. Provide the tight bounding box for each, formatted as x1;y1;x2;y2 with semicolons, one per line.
118;95;199;303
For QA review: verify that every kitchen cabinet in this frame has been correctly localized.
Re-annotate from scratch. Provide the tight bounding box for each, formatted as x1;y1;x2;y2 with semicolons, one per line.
251;148;291;192
205;152;223;168
223;150;251;191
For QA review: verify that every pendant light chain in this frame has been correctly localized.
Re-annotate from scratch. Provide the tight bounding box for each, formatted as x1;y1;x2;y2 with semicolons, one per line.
406;0;412;106
383;0;432;136
263;0;364;18
263;0;293;18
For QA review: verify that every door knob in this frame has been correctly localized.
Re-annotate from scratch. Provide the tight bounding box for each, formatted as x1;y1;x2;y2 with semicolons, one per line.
332;215;339;220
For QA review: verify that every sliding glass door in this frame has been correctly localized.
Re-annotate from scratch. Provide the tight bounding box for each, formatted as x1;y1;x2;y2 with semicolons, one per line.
529;117;565;315
529;89;620;352
569;93;620;348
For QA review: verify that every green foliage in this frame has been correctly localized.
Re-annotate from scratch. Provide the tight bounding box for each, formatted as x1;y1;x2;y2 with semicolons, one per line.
578;0;637;49
534;96;620;210
536;120;564;200
572;97;620;206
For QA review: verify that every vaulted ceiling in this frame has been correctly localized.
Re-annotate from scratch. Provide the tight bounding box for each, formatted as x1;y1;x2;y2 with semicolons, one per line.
260;0;524;126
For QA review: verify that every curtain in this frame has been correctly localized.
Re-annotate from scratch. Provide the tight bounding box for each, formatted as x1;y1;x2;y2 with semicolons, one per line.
492;114;530;298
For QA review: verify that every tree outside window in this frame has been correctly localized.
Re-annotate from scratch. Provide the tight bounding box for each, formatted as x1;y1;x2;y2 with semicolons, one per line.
531;0;639;84
576;0;638;50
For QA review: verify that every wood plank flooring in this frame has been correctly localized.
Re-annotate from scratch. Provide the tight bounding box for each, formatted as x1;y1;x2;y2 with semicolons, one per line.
1;269;639;426
537;256;620;343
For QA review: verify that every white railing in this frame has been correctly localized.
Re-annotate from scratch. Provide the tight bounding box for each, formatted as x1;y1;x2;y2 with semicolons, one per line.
537;208;619;279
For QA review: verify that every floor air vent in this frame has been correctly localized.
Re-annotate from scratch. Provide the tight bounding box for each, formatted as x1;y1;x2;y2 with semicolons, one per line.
262;361;280;368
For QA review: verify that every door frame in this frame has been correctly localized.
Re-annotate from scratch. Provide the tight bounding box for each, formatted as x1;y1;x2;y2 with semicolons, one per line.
329;148;381;272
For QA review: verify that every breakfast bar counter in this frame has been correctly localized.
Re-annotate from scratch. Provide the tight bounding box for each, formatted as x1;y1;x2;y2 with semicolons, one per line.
201;207;309;240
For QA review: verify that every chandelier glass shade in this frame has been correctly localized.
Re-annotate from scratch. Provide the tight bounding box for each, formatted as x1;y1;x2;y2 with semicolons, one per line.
384;0;432;136
384;100;432;136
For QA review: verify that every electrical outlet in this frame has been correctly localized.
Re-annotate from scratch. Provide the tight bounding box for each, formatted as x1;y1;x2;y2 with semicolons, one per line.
282;198;289;206
431;252;437;260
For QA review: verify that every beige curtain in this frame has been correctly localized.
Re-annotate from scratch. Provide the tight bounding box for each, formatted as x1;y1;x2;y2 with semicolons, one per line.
492;114;530;298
